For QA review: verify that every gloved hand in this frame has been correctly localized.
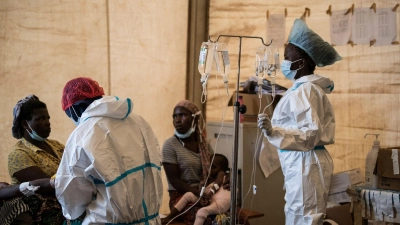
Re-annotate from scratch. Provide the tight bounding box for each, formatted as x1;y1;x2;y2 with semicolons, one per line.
258;113;273;136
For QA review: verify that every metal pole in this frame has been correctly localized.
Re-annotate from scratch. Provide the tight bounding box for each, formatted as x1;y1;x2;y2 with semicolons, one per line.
207;34;272;225
229;36;242;225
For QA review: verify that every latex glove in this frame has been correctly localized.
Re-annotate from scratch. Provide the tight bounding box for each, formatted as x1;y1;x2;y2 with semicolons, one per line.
258;113;273;136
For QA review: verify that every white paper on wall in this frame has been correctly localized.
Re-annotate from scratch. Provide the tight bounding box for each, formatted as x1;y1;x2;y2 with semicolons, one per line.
351;8;374;44
330;9;352;46
267;14;286;46
373;8;397;46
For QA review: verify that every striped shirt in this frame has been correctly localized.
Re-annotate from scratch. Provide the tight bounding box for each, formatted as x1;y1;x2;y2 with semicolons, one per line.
0;197;30;225
162;136;213;191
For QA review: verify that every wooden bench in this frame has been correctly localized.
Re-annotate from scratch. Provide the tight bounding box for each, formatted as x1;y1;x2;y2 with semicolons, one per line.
238;208;264;220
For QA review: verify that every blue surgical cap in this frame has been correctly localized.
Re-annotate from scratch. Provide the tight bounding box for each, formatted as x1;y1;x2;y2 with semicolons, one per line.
288;19;342;67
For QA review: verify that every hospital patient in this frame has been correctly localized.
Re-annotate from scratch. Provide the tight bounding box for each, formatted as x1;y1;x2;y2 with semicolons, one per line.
55;77;163;224
162;154;230;225
163;100;215;224
2;95;68;225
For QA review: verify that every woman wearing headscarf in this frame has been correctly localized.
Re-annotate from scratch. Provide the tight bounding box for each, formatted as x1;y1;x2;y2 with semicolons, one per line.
9;95;64;185
258;19;342;225
1;95;70;225
162;100;214;224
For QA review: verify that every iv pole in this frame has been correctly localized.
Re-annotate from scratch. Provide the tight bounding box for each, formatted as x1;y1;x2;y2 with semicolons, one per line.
208;35;272;225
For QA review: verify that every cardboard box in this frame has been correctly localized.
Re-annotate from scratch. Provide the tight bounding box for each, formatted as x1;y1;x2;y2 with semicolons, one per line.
328;168;363;204
325;203;353;225
376;147;400;191
228;91;281;122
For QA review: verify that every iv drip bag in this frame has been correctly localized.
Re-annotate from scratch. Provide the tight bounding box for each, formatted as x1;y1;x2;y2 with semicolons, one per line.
267;46;280;75
255;46;269;78
214;42;230;95
198;42;215;82
214;42;230;79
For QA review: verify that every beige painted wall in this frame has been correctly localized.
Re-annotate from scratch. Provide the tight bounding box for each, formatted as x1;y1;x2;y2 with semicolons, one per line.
207;0;400;180
0;0;188;214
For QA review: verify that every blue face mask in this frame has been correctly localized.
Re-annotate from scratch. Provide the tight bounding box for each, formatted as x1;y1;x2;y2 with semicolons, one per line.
281;59;303;80
26;121;47;142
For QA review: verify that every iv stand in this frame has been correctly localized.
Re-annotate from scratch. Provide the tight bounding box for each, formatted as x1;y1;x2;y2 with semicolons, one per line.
208;35;272;225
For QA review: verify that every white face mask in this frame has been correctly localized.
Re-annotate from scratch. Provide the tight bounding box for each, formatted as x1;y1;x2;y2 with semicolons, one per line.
174;111;202;139
174;127;195;139
69;106;81;126
281;59;304;80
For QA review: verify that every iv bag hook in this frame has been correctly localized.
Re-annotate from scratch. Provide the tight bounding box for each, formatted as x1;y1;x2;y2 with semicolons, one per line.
208;35;273;46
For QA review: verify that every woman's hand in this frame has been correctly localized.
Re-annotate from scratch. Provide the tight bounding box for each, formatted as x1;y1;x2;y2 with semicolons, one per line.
163;163;201;196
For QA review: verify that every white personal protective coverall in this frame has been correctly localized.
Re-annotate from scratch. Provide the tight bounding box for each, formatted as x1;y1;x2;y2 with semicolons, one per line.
55;96;163;225
266;74;335;225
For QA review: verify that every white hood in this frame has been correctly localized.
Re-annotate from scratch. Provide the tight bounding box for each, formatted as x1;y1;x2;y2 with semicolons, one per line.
81;96;132;122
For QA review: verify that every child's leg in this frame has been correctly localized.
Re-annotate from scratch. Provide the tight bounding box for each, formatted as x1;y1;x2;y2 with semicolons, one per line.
174;192;198;211
162;192;199;224
194;202;219;225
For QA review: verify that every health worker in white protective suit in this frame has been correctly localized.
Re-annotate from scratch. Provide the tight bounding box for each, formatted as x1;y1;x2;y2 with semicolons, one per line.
55;77;163;225
258;19;342;225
